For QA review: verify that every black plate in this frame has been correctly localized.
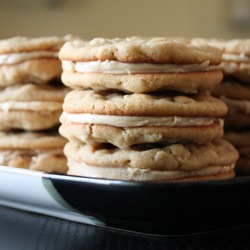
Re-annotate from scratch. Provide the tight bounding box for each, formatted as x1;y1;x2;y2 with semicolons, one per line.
43;173;250;236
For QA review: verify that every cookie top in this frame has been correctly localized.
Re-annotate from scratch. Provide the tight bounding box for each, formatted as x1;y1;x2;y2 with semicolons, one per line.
0;131;67;149
0;35;73;54
59;37;223;65
193;38;250;55
62;90;228;117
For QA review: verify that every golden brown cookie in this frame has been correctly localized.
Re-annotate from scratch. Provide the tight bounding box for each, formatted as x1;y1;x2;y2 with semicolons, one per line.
62;89;228;117
64;139;238;181
61;70;223;94
0;131;67;173
59;122;223;149
59;37;223;64
212;80;250;100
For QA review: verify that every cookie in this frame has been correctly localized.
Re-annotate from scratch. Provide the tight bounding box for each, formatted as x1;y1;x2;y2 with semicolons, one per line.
0;83;69;130
212;80;250;100
59;37;223;64
59;122;223;149
59;37;223;93
0;131;68;173
0;36;70;86
62;89;228;117
61;70;223;94
64;139;238;181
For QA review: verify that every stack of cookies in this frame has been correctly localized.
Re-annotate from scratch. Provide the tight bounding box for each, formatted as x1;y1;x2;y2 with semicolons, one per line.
0;36;69;173
193;39;250;176
59;37;238;181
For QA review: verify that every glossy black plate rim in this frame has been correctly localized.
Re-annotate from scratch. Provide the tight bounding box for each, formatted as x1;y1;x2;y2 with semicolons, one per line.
42;173;250;235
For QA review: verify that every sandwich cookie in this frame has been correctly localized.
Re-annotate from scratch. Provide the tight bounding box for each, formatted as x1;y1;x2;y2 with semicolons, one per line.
192;38;250;83
59;37;223;93
0;36;70;86
0;83;69;131
60;89;227;148
192;38;250;176
212;81;250;128
64;139;238;181
59;36;238;181
0;131;68;173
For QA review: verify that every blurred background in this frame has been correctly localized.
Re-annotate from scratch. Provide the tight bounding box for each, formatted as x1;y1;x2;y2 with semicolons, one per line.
1;0;250;39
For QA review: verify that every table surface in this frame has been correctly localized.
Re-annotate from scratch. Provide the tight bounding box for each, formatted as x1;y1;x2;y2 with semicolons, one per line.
1;205;250;250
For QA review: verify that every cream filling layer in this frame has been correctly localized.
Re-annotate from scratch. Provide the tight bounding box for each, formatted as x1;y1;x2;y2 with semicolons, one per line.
62;60;216;74
67;159;234;181
0;101;62;112
60;112;223;127
0;51;58;65
223;53;250;63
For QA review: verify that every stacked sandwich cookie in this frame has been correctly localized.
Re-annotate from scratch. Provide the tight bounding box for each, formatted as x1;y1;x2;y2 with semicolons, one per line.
59;37;238;181
195;39;250;176
0;36;69;173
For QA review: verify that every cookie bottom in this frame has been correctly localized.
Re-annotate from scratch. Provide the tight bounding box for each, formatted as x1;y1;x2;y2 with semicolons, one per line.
0;131;68;173
61;70;222;93
59;122;224;148
0;149;67;174
67;159;235;181
64;139;238;171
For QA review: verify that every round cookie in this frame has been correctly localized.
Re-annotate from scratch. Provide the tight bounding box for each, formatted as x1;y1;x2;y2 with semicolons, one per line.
0;83;69;131
0;36;71;86
59;122;224;149
62;89;228;117
61;70;223;94
0;131;68;173
59;37;223;64
67;159;235;181
0;36;67;53
212;80;250;100
64;139;238;181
